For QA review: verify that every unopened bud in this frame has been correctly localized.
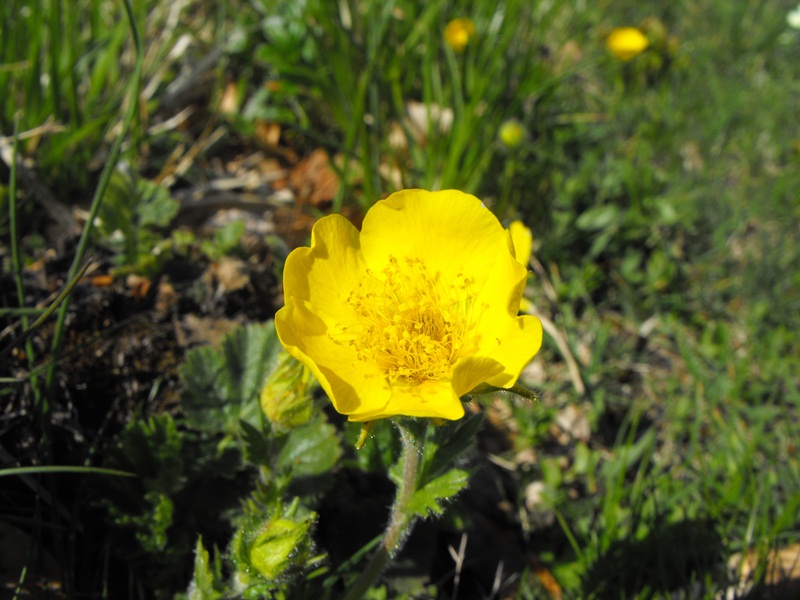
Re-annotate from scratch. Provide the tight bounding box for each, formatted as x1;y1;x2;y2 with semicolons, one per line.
499;119;527;149
261;351;314;431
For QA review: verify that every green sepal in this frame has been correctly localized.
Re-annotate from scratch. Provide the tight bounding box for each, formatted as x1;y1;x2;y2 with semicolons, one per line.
249;516;313;580
231;500;316;588
467;381;540;403
424;412;484;481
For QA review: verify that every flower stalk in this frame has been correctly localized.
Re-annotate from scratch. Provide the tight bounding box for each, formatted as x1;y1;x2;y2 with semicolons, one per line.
342;421;426;599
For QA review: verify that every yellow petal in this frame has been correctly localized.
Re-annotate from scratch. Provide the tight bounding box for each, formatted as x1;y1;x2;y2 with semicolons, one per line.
483;314;543;388
281;214;367;328
472;226;529;320
347;379;465;421
509;220;533;267
452;356;506;396
276;298;392;416
360;189;509;291
277;215;393;416
461;226;542;387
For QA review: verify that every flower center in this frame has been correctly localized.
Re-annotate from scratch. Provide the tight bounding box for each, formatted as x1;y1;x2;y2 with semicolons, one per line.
344;256;476;383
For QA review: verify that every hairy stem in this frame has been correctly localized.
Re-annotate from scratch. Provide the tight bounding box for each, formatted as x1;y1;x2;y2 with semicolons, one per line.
341;422;424;599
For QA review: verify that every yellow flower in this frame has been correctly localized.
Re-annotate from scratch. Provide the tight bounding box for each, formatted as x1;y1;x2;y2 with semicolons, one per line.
444;18;476;53
606;27;649;61
275;189;543;422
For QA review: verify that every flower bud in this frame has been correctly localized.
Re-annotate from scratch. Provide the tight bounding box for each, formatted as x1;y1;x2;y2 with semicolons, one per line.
231;511;314;588
249;517;312;580
499;119;527;149
260;351;314;431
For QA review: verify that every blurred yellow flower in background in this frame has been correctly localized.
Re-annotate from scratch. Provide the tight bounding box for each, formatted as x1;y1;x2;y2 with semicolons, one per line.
606;27;649;61
275;189;542;422
444;18;476;53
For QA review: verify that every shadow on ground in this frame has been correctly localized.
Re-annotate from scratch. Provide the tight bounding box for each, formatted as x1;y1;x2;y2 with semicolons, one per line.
582;518;723;599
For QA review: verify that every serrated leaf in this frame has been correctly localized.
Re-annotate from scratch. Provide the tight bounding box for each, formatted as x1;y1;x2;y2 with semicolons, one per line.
188;538;225;600
114;491;174;553
97;168;178;271
180;322;283;435
136;177;179;228
406;469;469;518
240;419;271;466
222;323;284;422
277;417;342;477
108;415;185;495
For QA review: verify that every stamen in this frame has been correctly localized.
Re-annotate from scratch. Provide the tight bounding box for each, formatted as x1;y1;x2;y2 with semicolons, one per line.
340;256;478;384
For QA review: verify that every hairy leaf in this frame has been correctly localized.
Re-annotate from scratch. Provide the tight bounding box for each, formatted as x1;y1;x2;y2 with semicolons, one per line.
278;417;342;477
406;469;469;518
180;322;283;435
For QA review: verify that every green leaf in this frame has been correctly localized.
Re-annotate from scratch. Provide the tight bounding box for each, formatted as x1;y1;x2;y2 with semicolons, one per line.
200;219;245;260
95;167;178;272
180;322;283;435
222;323;284;423
278;417;342;477
113;491;174;553
240;419;272;466
136;177;179;228
109;415;185;495
406;469;469;518
575;204;621;231
188;538;226;600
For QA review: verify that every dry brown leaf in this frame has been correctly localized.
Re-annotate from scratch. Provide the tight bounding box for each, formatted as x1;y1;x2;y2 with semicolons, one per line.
126;274;151;300
154;280;178;317
552;404;591;444
728;544;800;600
531;558;563;600
289;148;339;207
208;257;250;293
91;275;114;288
218;81;241;115
179;314;242;348
255;120;282;148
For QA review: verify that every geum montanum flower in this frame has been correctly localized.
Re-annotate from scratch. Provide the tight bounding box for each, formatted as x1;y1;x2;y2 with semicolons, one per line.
275;189;543;422
606;27;649;61
444;18;476;53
